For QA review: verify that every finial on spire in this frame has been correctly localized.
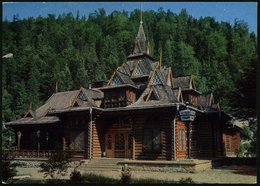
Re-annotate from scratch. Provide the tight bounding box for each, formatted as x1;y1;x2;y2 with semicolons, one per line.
29;102;32;111
140;3;143;24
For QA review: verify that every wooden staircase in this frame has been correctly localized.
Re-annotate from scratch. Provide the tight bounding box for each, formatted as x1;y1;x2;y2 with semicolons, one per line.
80;158;125;172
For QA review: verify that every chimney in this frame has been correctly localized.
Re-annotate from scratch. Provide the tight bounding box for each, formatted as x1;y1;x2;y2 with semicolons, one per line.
89;84;92;89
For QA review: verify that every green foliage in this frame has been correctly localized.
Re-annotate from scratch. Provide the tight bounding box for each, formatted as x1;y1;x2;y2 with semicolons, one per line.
1;153;19;182
80;173;119;184
121;164;131;184
2;9;257;121
237;119;257;157
69;170;82;183
179;177;194;184
2;127;15;150
38;151;71;180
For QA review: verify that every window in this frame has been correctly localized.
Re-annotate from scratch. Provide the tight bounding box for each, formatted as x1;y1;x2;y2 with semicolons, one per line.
152;73;162;85
111;76;122;85
133;64;144;76
115;134;125;150
143;129;161;151
69;130;84;151
179;129;185;151
79;91;86;100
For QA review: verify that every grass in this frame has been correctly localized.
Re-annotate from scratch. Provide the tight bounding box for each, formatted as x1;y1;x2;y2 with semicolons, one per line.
15;173;32;177
80;173;119;184
9;172;195;184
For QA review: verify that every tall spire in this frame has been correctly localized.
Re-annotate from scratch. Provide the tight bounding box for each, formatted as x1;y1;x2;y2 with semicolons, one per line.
133;4;148;55
140;3;143;25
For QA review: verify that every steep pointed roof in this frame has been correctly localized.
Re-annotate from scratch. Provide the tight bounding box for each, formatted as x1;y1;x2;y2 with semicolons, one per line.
107;69;136;87
129;85;180;107
133;21;148;54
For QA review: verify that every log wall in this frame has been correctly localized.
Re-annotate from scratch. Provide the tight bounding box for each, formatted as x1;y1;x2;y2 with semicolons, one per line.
134;109;173;160
223;129;240;156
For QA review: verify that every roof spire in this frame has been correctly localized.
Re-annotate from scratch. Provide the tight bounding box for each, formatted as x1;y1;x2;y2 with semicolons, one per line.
140;3;143;24
133;3;148;55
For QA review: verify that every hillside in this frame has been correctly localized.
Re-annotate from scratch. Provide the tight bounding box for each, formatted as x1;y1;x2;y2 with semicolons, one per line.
2;8;257;122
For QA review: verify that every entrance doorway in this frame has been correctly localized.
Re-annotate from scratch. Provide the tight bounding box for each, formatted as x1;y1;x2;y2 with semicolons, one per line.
106;130;131;158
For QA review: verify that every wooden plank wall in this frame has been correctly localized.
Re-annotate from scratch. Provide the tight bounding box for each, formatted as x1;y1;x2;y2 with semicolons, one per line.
134;109;172;160
92;119;106;158
191;121;214;158
223;130;240;156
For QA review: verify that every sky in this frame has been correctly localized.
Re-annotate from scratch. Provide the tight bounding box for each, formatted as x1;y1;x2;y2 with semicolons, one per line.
2;2;258;34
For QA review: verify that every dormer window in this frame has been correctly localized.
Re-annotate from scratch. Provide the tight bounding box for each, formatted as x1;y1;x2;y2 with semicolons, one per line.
79;91;86;101
111;76;122;85
152;73;162;85
135;64;144;75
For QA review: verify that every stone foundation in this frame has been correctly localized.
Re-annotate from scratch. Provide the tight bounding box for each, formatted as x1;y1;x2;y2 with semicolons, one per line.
118;159;212;173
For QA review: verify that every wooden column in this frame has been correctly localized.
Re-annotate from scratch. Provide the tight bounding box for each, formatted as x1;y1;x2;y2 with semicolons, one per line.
132;133;135;160
17;131;22;151
187;122;192;159
170;119;175;160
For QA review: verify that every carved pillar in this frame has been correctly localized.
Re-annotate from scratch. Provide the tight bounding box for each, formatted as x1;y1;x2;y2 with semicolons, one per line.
17;131;22;151
187;122;192;159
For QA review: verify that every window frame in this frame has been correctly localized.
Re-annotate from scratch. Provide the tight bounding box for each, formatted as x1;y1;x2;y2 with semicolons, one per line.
179;128;186;151
143;128;161;152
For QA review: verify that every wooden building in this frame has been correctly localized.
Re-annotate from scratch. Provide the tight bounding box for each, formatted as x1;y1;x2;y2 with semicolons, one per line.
6;19;237;160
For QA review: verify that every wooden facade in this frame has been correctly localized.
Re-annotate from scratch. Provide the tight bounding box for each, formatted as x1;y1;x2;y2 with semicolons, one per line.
5;18;237;161
223;127;241;156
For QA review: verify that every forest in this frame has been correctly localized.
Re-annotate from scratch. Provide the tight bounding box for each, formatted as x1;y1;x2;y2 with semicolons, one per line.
2;8;257;123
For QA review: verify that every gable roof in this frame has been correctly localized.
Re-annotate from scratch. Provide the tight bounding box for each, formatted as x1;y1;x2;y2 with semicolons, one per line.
129;85;180;107
173;76;195;90
198;93;215;110
133;22;147;54
108;69;136;87
5;116;60;126
148;67;172;86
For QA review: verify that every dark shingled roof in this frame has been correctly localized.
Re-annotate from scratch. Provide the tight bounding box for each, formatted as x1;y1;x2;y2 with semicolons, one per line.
129;85;180;107
173;76;192;89
5;116;60;125
133;22;147;54
83;88;104;100
198;93;214;110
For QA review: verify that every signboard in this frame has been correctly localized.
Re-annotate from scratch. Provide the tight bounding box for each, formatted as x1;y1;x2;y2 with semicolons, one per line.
179;109;196;116
179;109;196;122
180;115;195;122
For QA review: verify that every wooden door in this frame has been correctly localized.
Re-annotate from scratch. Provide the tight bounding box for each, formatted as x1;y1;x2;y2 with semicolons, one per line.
114;133;125;158
106;134;114;157
106;131;131;158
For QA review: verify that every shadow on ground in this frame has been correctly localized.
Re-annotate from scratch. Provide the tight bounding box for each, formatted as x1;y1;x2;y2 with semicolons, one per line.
215;165;256;176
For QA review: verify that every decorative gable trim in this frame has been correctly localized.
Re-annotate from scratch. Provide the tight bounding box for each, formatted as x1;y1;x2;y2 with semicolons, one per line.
209;93;214;105
71;87;89;107
24;111;34;118
146;87;160;101
166;68;174;87
190;76;196;89
107;70;123;86
178;88;184;103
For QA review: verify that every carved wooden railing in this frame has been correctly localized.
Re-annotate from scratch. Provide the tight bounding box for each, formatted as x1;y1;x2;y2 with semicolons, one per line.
3;149;55;159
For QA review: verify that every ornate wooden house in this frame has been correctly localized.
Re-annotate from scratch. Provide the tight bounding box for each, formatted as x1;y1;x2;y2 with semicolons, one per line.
6;19;238;160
